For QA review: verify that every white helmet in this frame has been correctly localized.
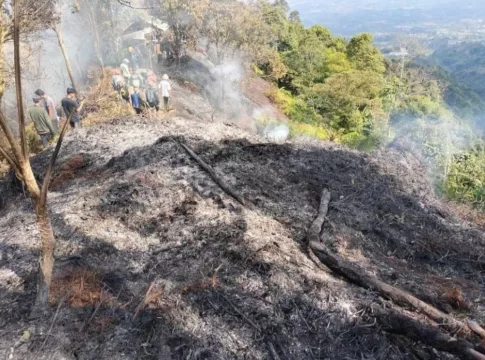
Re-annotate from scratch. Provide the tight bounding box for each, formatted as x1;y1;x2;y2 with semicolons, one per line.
122;59;130;64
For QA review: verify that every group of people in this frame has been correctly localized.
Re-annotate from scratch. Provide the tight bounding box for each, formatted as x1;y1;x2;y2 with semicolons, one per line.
28;88;85;147
112;56;172;115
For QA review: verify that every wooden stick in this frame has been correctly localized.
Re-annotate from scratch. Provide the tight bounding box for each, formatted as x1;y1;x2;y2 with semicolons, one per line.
152;241;185;255
178;141;250;207
307;188;331;243
267;342;282;360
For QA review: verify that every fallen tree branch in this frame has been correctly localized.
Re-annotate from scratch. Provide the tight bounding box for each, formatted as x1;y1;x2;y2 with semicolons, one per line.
309;240;474;337
267;342;282;360
217;292;261;333
468;320;485;340
375;307;485;360
177;141;250;207
306;187;485;358
152;241;185;255
308;188;331;243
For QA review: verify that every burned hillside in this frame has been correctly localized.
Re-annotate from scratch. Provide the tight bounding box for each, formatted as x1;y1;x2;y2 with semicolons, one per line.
1;114;485;359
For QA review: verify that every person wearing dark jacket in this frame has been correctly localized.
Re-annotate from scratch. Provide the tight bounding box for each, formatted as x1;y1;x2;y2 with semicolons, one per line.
61;88;85;129
146;83;160;111
28;97;55;147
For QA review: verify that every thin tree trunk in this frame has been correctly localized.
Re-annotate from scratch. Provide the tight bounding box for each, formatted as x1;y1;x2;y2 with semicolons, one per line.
53;23;78;92
35;205;55;306
0;0;5;100
13;0;27;159
87;4;105;77
18;160;40;200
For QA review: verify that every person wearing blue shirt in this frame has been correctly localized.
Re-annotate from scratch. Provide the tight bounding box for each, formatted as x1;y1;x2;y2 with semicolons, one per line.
130;87;142;115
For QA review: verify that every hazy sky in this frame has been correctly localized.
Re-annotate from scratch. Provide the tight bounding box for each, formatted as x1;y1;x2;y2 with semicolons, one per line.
287;0;485;35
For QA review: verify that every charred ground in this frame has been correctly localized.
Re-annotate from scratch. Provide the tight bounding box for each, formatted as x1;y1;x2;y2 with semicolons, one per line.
1;110;485;359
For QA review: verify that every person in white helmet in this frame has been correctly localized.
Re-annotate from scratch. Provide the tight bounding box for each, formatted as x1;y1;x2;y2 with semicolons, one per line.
120;59;131;83
158;74;172;112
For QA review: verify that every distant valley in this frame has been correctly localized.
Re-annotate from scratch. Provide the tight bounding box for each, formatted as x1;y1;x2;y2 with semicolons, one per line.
288;0;485;42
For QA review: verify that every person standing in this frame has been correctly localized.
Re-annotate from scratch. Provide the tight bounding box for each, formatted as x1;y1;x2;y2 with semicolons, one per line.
159;74;172;112
61;88;85;129
128;46;141;70
130;87;142;115
34;89;59;132
120;59;131;84
146;82;160;112
28;97;55;147
111;70;124;93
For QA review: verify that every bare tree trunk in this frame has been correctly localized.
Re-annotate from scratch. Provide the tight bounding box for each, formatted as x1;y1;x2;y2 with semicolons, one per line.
13;0;28;159
86;3;105;77
0;1;5;101
35;205;55;306
53;23;78;92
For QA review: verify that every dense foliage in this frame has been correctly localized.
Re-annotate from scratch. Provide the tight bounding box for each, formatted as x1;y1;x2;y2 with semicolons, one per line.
254;1;485;210
255;1;446;148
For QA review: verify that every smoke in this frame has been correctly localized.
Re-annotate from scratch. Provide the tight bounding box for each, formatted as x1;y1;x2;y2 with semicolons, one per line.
211;60;248;119
260;123;290;141
388;114;478;184
2;3;97;116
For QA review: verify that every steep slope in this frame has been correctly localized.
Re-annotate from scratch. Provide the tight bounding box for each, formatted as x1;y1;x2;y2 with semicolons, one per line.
1;115;485;359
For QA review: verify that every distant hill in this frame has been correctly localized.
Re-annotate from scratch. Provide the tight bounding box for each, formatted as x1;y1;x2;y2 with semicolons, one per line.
431;42;485;102
435;67;485;121
288;0;485;35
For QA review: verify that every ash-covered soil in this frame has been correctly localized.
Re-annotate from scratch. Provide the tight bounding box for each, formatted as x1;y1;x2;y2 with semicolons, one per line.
0;116;484;360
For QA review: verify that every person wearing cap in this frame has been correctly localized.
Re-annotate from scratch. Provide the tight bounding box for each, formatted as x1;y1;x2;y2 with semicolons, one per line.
158;74;172;112
128;46;141;70
28;97;55;147
34;89;59;132
61;88;85;129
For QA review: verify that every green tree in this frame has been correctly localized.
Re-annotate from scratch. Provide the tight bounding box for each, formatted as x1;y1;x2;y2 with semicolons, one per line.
289;10;301;25
199;0;270;64
347;33;386;74
282;31;328;89
324;48;352;76
306;70;386;135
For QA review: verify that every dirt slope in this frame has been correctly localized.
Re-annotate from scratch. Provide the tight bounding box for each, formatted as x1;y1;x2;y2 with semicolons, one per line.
1;115;484;360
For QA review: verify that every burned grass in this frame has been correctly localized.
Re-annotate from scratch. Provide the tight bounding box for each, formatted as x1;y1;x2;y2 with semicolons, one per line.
0;117;482;359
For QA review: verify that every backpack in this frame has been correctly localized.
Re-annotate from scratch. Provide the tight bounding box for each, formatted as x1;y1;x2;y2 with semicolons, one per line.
146;88;158;104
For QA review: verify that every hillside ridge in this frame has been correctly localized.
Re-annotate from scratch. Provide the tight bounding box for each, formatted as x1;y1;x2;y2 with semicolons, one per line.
1;114;485;359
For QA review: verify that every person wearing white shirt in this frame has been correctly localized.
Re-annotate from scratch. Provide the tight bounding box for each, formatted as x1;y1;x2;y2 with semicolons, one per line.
120;59;131;82
159;74;172;111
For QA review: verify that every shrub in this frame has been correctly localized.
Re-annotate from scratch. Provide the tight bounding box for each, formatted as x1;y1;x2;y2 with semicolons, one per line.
267;88;321;124
289;122;331;140
444;146;485;210
25;123;44;154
